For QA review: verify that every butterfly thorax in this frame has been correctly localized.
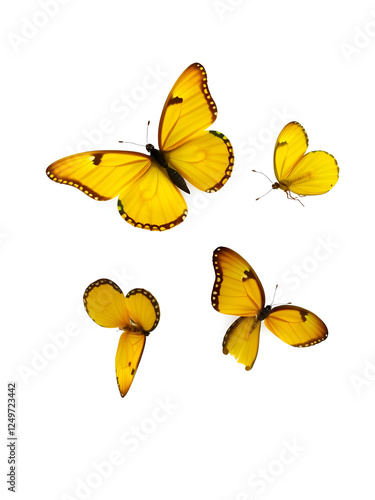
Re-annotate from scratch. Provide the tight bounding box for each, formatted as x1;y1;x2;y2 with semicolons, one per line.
272;181;290;191
257;305;272;322
120;322;146;335
146;144;190;194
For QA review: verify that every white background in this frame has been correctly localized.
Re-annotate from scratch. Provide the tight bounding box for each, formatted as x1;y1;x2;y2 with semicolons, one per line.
2;0;375;499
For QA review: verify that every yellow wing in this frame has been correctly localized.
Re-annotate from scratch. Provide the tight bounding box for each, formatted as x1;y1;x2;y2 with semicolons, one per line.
158;63;234;192
212;247;265;316
158;63;217;151
274;122;308;181
163;131;233;192
264;305;328;347
83;279;130;328
279;151;339;195
125;288;160;333
274;122;339;195
115;330;146;398
117;160;188;230
222;316;261;371
46;151;151;200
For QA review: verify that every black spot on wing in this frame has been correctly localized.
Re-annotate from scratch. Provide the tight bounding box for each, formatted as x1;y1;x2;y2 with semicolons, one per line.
170;96;183;105
92;153;103;166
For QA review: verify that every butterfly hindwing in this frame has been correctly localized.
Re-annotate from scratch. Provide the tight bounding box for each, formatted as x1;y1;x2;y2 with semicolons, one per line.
117;160;188;231
212;247;265;316
264;305;328;347
280;151;339;195
46;151;151;201
83;279;130;328
223;316;261;371
163;130;234;192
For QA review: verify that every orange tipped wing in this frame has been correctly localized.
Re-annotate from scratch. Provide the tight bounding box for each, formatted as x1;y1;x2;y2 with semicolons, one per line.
212;247;265;316
264;305;328;347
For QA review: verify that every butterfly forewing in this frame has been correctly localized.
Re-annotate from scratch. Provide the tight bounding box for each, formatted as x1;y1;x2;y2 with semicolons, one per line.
274;122;309;181
212;247;265;316
264;305;328;347
125;288;160;333
158;63;218;151
84;279;130;328
46;151;151;201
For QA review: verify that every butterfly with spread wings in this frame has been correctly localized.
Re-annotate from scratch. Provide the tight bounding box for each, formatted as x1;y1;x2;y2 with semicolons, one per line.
83;279;160;397
211;247;328;370
46;63;234;231
256;121;339;204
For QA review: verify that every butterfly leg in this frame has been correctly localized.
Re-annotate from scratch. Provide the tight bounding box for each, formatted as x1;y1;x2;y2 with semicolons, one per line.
285;190;305;207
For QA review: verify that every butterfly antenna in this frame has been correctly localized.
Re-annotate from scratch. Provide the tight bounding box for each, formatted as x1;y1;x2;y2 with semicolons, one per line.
270;284;278;307
252;170;273;183
255;187;273;201
118;140;145;147
146;120;150;144
269;285;292;307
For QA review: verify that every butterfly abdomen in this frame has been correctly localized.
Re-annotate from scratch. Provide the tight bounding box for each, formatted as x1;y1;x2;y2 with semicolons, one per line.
147;144;190;194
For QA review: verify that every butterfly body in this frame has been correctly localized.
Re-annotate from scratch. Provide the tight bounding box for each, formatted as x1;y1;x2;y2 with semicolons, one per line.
46;63;233;230
146;143;190;194
212;247;328;370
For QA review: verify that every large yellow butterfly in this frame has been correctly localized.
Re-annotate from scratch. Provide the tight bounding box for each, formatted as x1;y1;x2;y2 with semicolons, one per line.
83;279;160;397
256;121;339;203
211;247;328;370
46;63;234;231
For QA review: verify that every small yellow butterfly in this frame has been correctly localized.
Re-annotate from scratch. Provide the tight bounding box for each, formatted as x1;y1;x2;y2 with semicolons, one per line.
46;63;234;231
83;279;160;397
255;121;339;204
211;247;328;370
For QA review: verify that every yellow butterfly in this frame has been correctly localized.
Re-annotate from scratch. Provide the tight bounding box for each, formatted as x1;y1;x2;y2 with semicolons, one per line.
46;63;234;231
83;279;160;397
255;121;339;203
211;247;328;370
